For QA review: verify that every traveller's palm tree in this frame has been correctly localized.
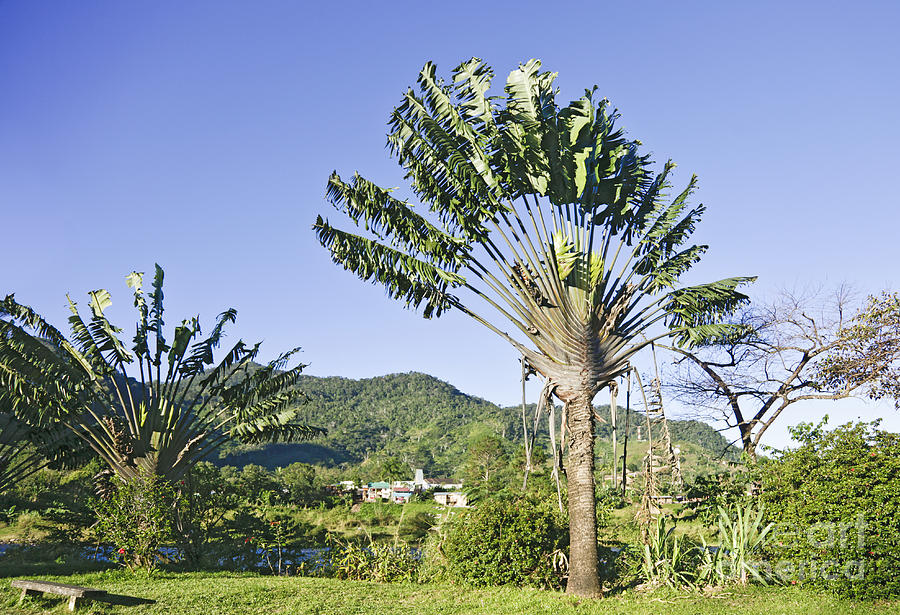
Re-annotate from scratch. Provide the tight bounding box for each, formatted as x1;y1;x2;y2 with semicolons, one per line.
0;265;322;483
315;58;753;596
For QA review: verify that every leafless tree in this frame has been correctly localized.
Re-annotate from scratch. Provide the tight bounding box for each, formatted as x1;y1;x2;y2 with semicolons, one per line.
660;286;898;460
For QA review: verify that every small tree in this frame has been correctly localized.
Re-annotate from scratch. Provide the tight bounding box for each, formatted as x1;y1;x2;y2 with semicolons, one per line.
0;265;323;483
463;433;510;501
92;473;177;572
663;288;899;459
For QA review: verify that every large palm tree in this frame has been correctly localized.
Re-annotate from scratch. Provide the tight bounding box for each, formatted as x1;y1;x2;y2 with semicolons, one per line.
0;265;322;483
315;58;753;596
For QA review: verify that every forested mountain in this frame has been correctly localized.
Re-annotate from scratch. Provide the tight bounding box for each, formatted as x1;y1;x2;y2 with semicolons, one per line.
217;372;739;473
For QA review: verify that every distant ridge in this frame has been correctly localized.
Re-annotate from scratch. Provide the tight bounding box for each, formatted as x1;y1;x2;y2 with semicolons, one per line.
217;372;739;473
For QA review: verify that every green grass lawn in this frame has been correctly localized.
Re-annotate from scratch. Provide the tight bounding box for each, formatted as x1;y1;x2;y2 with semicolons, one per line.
1;571;897;614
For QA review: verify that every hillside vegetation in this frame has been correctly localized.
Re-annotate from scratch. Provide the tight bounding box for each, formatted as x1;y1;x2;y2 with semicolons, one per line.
218;372;738;477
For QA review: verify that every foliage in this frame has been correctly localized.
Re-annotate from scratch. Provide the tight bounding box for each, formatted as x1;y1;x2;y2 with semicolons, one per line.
699;504;777;586
91;473;176;572
174;462;241;567
325;535;421;583
683;471;753;525
759;420;900;599
666;420;741;461
818;291;900;407
640;516;700;588
596;485;627;511
254;518;291;575
608;543;645;589
19;459;99;541
227;373;736;479
0;265;323;483
442;495;567;589
276;462;330;506
462;432;511;501
226;372;519;474
0;411;82;496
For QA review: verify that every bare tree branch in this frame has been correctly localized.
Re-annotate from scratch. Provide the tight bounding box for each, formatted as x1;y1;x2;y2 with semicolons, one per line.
660;287;899;459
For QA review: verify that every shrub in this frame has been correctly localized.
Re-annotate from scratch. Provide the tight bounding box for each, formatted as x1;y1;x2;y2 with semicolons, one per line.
609;543;644;589
759;420;900;599
91;474;176;572
441;496;567;589
223;506;326;573
639;516;700;588
596;485;627;511
698;503;777;586
326;536;420;583
682;470;753;525
175;462;240;566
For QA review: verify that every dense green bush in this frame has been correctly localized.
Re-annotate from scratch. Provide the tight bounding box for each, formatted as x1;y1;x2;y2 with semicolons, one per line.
682;469;753;525
596;485;627;511
92;474;176;572
441;496;567;589
759;420;900;599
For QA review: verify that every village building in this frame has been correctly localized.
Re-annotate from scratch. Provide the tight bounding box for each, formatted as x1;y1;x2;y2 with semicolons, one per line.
350;470;467;506
433;491;468;507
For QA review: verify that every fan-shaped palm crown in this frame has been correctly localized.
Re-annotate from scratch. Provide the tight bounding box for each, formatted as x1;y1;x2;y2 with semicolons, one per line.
0;265;322;483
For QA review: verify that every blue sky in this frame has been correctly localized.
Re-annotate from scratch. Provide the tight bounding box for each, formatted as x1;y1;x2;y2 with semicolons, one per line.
2;1;898;448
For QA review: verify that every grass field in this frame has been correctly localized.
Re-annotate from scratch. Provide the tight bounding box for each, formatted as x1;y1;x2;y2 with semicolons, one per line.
1;571;897;614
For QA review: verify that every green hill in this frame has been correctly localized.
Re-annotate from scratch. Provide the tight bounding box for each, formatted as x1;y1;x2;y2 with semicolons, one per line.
217;372;739;475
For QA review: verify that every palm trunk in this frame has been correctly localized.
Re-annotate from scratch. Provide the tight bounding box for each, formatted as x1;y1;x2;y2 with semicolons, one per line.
565;392;602;597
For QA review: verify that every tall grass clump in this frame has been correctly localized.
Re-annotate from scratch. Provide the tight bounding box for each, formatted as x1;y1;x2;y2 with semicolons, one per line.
639;516;700;588
698;504;776;586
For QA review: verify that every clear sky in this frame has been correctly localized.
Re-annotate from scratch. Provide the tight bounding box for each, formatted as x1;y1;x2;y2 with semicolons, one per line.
2;1;898;448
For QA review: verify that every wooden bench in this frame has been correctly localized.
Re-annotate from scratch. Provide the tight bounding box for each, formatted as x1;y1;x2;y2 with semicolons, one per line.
11;579;107;611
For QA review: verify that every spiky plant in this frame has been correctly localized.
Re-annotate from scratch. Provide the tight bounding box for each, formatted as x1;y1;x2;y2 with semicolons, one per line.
0;265;322;483
315;58;753;596
642;515;699;588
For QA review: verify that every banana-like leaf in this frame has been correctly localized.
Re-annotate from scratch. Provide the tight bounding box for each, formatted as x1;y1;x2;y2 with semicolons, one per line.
315;58;755;400
314;216;464;318
0;267;323;484
180;308;237;375
326;172;469;271
665;278;757;347
149;264;168;366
